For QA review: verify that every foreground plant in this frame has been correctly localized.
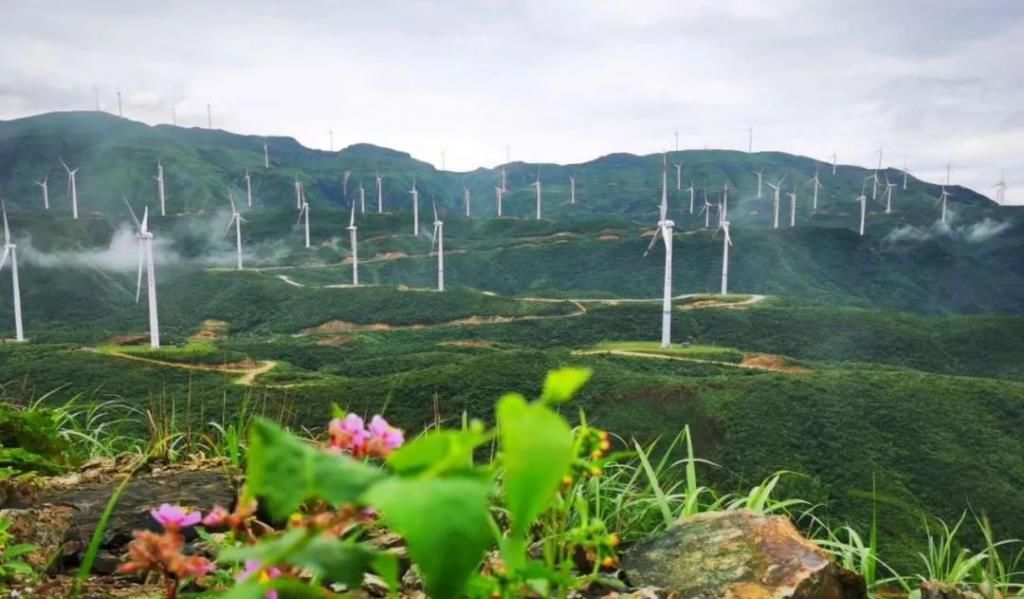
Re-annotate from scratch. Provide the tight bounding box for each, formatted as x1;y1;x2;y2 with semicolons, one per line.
118;504;214;599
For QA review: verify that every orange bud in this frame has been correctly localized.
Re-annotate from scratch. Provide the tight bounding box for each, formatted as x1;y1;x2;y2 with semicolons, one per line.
608;533;621;547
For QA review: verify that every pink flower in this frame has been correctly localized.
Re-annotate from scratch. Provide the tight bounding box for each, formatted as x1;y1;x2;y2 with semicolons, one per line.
202;505;229;528
328;413;369;452
150;504;202;530
238;559;282;599
368;415;404;449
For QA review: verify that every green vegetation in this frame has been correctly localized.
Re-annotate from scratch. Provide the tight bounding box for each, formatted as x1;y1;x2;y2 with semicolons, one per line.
590;341;745;363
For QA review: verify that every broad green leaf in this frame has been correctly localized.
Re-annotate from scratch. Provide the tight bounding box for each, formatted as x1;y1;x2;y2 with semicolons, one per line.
246;418;384;518
365;475;493;599
497;393;573;539
386;426;488;476
539;367;592;404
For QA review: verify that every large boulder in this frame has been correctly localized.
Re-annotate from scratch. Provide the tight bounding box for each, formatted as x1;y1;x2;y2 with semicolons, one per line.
621;510;866;598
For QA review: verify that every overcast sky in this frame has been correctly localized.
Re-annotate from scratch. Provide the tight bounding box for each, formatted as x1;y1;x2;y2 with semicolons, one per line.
1;0;1020;204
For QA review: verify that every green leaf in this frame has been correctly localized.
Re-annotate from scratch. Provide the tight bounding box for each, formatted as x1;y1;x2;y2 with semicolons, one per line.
386;426;488;476
497;393;573;539
247;418;384;518
539;367;592;405
365;475;493;599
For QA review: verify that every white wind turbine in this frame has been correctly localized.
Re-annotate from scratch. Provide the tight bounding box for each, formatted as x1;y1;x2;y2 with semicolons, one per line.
643;154;675;349
501;166;508;193
766;174;787;229
294;175;303;210
375;172;383;213
569;175;576;205
60;158;80;219
263;143;269;169
699;193;714;229
754;168;765;198
721;182;730;222
34;176;49;210
126;200;159;348
809;167;822;211
884;177;896;214
297;196;311;248
994;172;1007;204
359;182;366;214
0;202;24;342
937;186;952;224
464;184;472;216
244;169;253;208
430;202;444;291
855;191;867;236
410;177;420;235
831;152;837;175
347;203;359;286
494;186;504;217
902;156;910;190
685;182;695;213
155;160;166;216
532;169;542;219
873;147;883;200
223;189;245;270
674;162;682;191
343;171;352;199
787;189;797;227
716;218;733;296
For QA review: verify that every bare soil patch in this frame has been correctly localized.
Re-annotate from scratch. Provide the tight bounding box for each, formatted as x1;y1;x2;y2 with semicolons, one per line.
316;335;355;346
741;353;811;373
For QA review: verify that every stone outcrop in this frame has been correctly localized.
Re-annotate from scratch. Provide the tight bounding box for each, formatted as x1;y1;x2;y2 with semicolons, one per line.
621;509;866;599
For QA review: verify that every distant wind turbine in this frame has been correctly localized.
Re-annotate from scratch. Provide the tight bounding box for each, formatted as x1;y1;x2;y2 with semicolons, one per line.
642;154;675;349
855;192;867;236
569;175;576;204
464;184;472;216
532;169;542;219
787;189;797;227
872;148;883;200
747;127;753;153
410;177;419;235
495;186;504;217
207;103;213;129
685;182;695;214
766;174;787;229
155;160;166;216
700;193;714;229
347;203;359;286
294;176;303;210
994;172;1007;204
126;200;159;348
808;167;822;211
343;171;352;199
754;168;765;198
721;183;730;222
501;166;508;193
902;156;910;190
297;197;311;248
0;202;24;342
34;176;49;210
224;189;245;270
937;186;952;224
359;182;366;213
673;162;682;190
244;169;253;208
263;143;269;169
716;218;733;296
431;202;445;291
884;177;896;214
376;172;383;213
59;158;80;220
832;152;837;175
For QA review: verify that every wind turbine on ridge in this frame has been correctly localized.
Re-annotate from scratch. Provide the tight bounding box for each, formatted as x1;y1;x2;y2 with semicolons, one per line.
347;203;359;286
994;172;1007;204
243;169;253;208
831;152;837;175
674;162;683;191
884;177;896;214
699;192;714;229
532;169;542;219
937;186;952;224
359;181;366;214
787;189;797;227
766;174;787;229
685;181;695;214
808;167;822;211
60;158;80;219
155;160;166;216
297;196;311;248
642;153;675;349
494;186;504;217
754;168;765;198
855;190;867;236
375;172;383;213
263;143;269;169
34;176;49;210
569;175;576;205
224;189;245;270
716;218;733;296
902;156;910;190
294;175;304;210
0;202;24;342
410;177;419;235
431;202;444;291
126;200;159;348
464;184;472;216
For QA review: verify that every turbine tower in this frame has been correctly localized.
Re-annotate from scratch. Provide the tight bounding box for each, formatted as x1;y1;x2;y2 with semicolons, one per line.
359;182;366;214
721;182;730;222
643;154;675;349
937;187;952;224
375;172;383;213
343;171;352;199
297;198;311;248
754;168;765;198
0;202;24;342
224;190;245;270
685;182;695;214
673;162;682;191
766;174;787;229
347;203;359;286
155;160;166;216
872;148;883;200
855;192;867;236
831;152;837;175
495;186;504;217
717;219;732;296
127;201;159;348
532;169;542;219
244;169;253;208
569;175;576;204
34;176;49;210
884;177;896;214
464;184;472;216
431;202;444;291
60;159;80;219
787;190;797;227
809;167;822;211
410;177;419;235
994;172;1007;204
263;143;269;169
902;156;909;190
700;193;714;229
294;175;303;210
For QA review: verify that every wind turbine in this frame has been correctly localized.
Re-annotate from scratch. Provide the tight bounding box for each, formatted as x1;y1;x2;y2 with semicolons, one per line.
263;143;269;169
673;162;682;191
347;203;359;286
831;152;838;175
808;167;822;211
872;148;883;200
430;202;444;291
376;172;383;213
294;175;303;210
643;154;675;349
343;171;352;199
937;187;952;224
569;175;576;204
699;193;714;229
464;184;472;216
297;197;311;248
59;159;80;219
902;156;910;190
716;219;733;296
244;169;253;208
532;169;542;219
994;172;1007;204
0;202;24;342
945;163;952;185
855;192;867;236
207;103;213;129
685;182;695;213
884;177;896;214
34;176;49;210
155;160;166;216
494;186;504;217
787;189;797;227
410;177;419;235
359;182;366;214
224;189;245;270
501;166;508;193
721;182;730;222
748;127;753;153
766;174;787;229
754;168;765;198
127;200;159;348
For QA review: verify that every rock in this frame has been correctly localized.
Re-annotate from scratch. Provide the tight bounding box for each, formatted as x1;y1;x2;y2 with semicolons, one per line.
2;468;238;573
621;510;866;598
919;581;986;599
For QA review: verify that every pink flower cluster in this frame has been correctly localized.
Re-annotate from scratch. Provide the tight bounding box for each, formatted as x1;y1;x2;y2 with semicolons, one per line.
151;503;203;530
239;560;283;599
328;413;404;458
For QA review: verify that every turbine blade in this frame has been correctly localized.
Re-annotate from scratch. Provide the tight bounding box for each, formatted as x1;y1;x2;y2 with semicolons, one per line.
432;201;438;222
222;216;235;238
349;203;356;227
123;197;141;229
135;245;144;303
643;226;662;257
0;247;9;272
1;201;9;244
